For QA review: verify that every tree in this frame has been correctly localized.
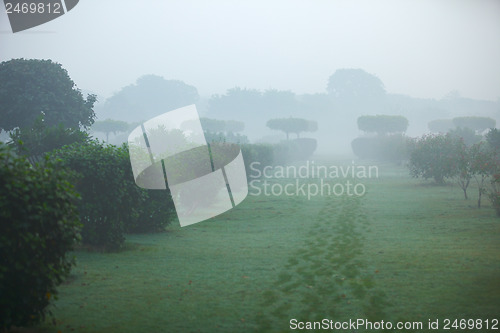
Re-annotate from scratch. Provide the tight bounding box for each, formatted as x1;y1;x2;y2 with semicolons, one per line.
451;139;472;199
485;128;500;150
266;117;318;140
428;119;455;133
0;143;81;329
102;75;199;122
409;134;461;184
470;142;494;208
91;119;130;142
357;115;408;135
0;58;96;131
327;68;386;101
9;115;89;164
452;116;496;133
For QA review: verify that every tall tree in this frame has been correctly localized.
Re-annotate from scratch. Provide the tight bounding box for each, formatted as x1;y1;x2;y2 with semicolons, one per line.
0;58;96;131
327;68;386;102
102;75;199;122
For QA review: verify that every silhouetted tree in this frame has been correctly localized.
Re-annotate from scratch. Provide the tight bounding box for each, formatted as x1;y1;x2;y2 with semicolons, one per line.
92;119;129;142
0;58;96;131
266;117;317;140
102;75;199;122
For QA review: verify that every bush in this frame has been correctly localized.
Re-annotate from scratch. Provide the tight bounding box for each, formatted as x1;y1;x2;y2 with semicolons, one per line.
0;143;81;329
51;141;140;250
408;134;462;184
51;141;174;246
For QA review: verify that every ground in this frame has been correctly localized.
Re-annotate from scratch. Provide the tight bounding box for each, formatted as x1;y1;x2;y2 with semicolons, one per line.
37;159;500;333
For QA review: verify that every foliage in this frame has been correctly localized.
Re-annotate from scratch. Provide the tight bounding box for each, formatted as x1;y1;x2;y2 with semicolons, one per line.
102;75;199;122
485;128;500;150
0;143;81;329
266;117;317;140
357;115;408;135
428;119;455;133
327;68;386;101
9;115;89;164
0;58;96;131
50;140;172;250
241;144;274;177
452;116;496;133
92;119;130;142
469;142;495;208
408;134;462;184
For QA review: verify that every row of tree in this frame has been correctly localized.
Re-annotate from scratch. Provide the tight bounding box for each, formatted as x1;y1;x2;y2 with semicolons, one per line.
409;129;500;213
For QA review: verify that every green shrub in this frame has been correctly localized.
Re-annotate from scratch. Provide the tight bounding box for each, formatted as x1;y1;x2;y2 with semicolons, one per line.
50;141;141;250
0;143;81;329
51;141;173;245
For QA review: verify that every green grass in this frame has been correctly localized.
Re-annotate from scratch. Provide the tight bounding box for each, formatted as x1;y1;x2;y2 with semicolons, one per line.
36;159;499;333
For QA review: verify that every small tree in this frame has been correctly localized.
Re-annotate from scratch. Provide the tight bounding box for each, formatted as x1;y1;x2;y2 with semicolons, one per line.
92;119;130;142
357;115;408;135
409;134;461;184
452;140;472;199
452;116;496;134
266;117;317;140
470;142;493;208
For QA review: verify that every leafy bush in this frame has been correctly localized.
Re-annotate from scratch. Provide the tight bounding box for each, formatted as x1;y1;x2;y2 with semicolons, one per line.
9;115;89;164
409;134;463;184
51;141;174;246
0;143;81;329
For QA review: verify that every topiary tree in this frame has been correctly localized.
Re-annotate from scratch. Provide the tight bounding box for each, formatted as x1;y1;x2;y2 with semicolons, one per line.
357;115;408;135
0;58;96;131
266;117;317;140
452;116;496;133
428;119;455;133
91;119;130;142
0;143;81;330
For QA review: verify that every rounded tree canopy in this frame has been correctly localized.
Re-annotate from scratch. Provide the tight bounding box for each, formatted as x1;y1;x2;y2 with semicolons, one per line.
357;115;408;135
266;117;318;139
327;68;386;100
452;116;496;133
0;58;96;131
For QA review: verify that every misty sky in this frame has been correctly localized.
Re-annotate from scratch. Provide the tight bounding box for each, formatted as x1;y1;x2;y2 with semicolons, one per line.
1;0;499;101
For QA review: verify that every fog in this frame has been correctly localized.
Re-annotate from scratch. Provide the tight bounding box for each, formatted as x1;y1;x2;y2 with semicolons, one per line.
1;0;500;154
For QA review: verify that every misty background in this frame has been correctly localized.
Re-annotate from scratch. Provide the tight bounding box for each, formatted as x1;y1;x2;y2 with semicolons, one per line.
1;0;499;154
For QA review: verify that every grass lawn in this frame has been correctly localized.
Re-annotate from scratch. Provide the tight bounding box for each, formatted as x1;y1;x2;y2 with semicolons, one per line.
37;159;500;332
